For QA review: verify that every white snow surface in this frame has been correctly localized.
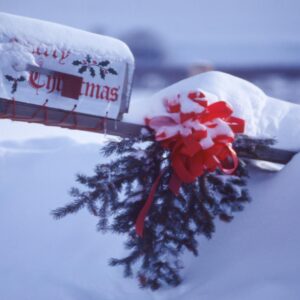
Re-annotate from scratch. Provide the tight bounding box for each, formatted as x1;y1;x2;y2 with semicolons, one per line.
0;40;36;78
0;137;299;299
0;12;134;64
125;71;300;151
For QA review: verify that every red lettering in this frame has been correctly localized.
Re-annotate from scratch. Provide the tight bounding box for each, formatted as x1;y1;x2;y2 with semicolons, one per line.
109;87;119;101
100;86;110;100
83;82;100;98
46;75;62;94
56;77;63;92
59;50;71;64
32;47;41;55
32;47;70;64
53;50;58;59
81;82;121;101
29;71;45;94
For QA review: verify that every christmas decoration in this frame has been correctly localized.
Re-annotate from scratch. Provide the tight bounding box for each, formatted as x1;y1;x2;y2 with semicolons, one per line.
72;55;118;79
0;13;297;297
52;90;274;290
4;75;26;94
136;91;245;236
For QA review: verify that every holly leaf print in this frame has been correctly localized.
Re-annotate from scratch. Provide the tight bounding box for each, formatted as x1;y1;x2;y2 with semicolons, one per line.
72;60;82;66
5;75;14;81
11;81;17;94
79;66;88;73
100;69;106;79
99;60;110;67
89;67;96;77
86;55;92;63
17;76;26;82
108;68;118;75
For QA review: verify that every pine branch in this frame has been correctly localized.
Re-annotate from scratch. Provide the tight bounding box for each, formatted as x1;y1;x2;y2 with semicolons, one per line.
52;133;272;290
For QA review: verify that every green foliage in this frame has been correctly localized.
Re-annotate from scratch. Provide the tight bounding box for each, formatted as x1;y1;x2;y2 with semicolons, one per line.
52;132;266;290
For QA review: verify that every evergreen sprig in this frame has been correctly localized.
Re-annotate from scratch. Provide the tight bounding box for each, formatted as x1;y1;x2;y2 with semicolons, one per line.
52;133;270;290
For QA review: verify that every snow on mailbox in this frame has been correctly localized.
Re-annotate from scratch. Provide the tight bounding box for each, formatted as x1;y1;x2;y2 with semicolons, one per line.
0;13;139;137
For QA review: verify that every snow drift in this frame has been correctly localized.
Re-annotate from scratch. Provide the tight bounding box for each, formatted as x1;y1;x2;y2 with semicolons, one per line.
0;137;299;300
126;71;300;151
0;12;134;64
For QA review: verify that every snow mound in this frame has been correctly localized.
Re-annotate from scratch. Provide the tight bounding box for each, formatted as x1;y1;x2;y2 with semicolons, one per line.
172;153;300;300
126;71;300;151
0;40;36;79
0;12;134;64
0;138;299;299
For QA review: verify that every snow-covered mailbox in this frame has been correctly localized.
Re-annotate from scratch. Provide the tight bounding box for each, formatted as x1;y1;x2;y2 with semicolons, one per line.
0;13;140;137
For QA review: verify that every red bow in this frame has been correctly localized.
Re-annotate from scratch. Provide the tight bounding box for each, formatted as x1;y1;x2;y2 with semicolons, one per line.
135;91;245;237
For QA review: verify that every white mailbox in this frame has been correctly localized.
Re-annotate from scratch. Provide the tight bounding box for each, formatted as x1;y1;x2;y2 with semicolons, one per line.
0;13;141;137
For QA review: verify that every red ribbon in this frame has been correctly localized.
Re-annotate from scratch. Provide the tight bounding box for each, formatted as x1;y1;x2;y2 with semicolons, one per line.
135;172;164;237
135;90;245;237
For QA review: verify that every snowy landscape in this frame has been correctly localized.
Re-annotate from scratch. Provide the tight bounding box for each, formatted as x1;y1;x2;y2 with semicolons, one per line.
2;70;300;299
1;136;300;300
1;1;300;299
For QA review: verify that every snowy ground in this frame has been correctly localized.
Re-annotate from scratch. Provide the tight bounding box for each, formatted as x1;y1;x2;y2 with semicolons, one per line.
0;135;300;300
0;3;299;297
1;76;300;299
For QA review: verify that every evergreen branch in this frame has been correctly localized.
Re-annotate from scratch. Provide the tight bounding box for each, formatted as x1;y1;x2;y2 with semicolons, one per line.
52;198;86;219
52;134;267;290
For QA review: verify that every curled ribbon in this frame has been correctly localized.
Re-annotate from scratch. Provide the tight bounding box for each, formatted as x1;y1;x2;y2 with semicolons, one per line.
135;90;245;237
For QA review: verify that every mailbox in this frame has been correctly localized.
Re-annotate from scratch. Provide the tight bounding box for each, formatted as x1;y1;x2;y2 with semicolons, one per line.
0;12;141;137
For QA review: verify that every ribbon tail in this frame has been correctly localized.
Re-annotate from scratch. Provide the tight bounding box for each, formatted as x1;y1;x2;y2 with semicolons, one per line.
221;145;239;175
135;172;163;237
169;172;182;195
